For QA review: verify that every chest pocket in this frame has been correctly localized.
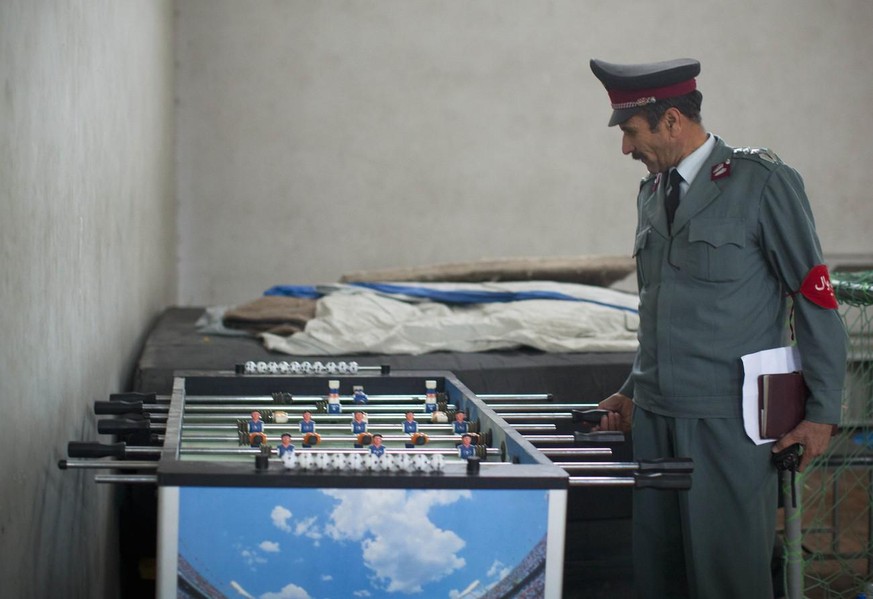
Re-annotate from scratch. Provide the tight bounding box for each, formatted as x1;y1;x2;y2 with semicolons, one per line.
683;217;746;281
633;225;667;287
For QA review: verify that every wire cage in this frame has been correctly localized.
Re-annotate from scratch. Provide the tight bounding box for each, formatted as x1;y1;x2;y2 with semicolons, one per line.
795;271;873;598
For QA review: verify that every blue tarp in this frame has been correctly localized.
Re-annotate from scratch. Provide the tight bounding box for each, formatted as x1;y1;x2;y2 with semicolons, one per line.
263;282;638;314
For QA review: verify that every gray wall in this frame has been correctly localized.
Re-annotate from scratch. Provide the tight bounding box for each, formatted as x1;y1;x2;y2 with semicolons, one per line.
0;1;175;597
176;0;873;306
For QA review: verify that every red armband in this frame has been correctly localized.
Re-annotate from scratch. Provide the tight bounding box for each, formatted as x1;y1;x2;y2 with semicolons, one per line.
798;264;838;309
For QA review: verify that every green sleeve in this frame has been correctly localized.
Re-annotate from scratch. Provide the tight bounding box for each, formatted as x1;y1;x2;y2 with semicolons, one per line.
758;164;847;423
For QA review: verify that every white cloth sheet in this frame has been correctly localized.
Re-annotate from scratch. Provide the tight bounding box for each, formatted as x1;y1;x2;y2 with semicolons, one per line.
260;281;640;356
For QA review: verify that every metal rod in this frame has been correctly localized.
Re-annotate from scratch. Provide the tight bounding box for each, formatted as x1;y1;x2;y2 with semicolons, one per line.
477;394;552;401
522;435;576;444
511;424;556;432
181;404;447;414
155;392;552;403
782;470;803;599
185;395;431;404
180;423;459;432
538;448;613;457
554;462;639;472
569;476;635;487
94;474;158;484
180;434;469;444
180;413;458;423
179;446;499;456
61;460;158;470
486;403;598;412
496;413;574;421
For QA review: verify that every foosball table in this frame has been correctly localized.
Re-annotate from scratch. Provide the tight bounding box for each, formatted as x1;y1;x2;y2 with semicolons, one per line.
61;361;692;598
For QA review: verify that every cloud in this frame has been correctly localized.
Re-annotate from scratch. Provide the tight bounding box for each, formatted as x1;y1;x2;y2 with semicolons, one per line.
240;548;267;567
352;591;371;597
449;579;481;599
259;582;312;599
322;489;471;593
486;560;510;581
259;541;280;553
445;559;506;598
294;516;322;541
230;580;256;599
321;575;333;582
271;505;293;532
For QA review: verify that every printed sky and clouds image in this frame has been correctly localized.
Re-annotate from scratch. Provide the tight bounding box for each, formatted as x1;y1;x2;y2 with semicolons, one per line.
178;486;550;598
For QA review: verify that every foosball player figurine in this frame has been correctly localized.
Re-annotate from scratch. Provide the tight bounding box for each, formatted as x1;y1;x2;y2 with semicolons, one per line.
255;443;272;470
299;410;316;447
327;379;342;414
302;432;321;447
453;411;469;435
277;433;295;458
402;411;419;448
457;434;476;460
424;379;438;413
431;410;448;424
353;385;369;404
351;411;368;448
369;434;385;457
248;410;267;447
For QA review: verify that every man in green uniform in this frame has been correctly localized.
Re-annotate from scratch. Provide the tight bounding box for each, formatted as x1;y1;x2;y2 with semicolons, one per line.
590;58;847;598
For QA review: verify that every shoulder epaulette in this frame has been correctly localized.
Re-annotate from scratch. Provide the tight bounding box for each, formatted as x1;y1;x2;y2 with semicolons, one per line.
731;147;783;166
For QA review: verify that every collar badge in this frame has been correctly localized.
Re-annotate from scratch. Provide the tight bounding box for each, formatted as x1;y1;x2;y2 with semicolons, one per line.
711;160;731;181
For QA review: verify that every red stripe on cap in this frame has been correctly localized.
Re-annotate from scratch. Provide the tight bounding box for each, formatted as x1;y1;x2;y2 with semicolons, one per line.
608;79;697;108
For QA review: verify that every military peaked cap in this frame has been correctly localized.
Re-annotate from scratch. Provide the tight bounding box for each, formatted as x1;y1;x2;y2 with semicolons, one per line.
590;58;701;126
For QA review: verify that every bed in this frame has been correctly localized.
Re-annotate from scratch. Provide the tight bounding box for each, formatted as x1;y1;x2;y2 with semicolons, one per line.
134;280;639;402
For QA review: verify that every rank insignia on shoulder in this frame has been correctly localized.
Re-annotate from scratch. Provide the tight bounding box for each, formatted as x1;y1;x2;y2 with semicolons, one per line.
799;264;838;309
733;147;783;165
711;160;731;181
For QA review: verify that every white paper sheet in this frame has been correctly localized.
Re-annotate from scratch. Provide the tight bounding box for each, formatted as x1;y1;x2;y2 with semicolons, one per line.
741;346;802;445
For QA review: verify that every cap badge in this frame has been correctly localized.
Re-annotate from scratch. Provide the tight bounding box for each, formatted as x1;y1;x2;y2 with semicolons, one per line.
612;96;657;110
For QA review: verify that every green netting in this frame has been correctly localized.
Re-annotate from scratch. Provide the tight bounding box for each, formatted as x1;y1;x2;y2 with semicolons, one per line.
795;271;873;598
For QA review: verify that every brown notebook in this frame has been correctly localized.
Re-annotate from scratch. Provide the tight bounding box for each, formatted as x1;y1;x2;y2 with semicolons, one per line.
758;372;808;439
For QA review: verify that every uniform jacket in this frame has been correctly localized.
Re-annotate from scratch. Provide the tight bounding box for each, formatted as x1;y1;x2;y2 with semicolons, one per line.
620;137;846;422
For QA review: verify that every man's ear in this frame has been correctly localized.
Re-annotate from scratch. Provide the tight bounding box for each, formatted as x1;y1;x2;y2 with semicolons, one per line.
664;107;681;134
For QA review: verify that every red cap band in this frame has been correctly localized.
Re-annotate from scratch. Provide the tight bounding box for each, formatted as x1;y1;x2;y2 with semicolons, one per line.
607;79;697;109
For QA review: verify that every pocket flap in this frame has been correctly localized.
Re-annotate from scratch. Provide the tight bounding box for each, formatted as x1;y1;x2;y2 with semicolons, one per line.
688;218;745;249
633;226;651;256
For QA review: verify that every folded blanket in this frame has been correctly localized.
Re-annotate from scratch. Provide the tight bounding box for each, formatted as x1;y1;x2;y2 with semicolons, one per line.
223;296;318;335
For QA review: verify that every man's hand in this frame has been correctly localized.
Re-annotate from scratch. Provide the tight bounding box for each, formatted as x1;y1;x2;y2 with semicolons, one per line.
593;393;633;434
772;420;835;472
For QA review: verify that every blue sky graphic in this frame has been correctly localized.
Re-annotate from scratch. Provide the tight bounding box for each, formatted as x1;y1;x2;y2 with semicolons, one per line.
178;486;550;598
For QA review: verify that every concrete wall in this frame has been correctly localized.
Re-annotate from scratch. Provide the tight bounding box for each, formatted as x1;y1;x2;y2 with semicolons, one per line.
0;1;176;597
176;0;873;306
